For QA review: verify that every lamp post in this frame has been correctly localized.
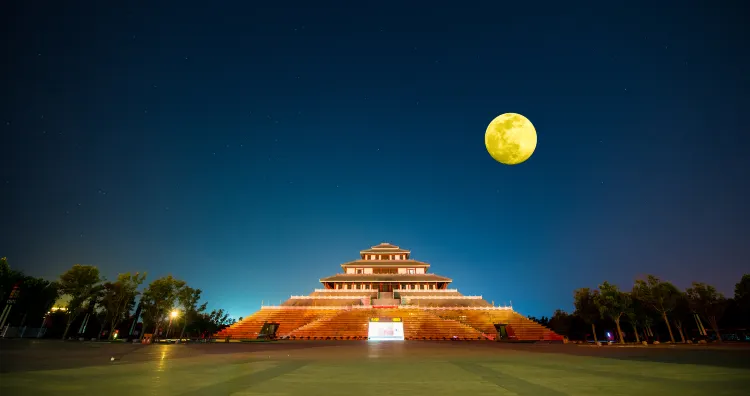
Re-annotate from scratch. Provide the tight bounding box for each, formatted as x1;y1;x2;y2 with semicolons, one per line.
166;310;179;339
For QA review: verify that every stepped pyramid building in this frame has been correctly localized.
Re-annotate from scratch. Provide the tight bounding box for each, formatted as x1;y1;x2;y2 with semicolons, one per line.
216;243;562;341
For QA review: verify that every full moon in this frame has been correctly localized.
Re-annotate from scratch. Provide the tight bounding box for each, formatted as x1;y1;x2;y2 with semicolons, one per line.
484;113;538;165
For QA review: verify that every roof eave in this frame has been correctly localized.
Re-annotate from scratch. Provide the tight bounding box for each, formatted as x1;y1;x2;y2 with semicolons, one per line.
340;260;430;268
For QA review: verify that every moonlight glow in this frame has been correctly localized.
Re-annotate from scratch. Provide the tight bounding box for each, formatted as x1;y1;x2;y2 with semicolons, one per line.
484;113;538;165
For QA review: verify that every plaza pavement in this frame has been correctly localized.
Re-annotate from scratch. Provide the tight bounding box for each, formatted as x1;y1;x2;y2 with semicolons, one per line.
1;340;749;396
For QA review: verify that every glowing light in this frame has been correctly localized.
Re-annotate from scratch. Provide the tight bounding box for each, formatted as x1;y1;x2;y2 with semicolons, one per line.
485;113;538;165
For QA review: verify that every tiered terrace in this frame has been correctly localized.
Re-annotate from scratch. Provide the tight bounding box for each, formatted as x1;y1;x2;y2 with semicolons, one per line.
216;243;563;342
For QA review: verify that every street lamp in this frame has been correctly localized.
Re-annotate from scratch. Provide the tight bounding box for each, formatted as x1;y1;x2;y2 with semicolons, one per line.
166;310;179;339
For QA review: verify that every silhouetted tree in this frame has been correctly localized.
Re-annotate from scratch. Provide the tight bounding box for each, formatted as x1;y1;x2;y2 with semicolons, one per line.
734;274;750;328
595;282;631;344
626;295;653;343
574;288;600;343
177;286;206;339
58;265;103;339
547;309;572;337
140;275;186;339
100;272;146;340
686;282;727;342
633;275;681;343
0;257;23;306
671;293;692;343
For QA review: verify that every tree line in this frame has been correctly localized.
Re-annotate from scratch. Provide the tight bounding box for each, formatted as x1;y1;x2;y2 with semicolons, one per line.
0;258;236;340
528;274;750;343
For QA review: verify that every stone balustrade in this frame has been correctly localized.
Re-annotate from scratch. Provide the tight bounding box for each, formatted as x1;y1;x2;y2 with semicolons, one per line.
313;289;378;292
290;295;369;299
394;289;459;293
258;305;513;311
402;296;483;299
260;306;349;310
398;305;513;310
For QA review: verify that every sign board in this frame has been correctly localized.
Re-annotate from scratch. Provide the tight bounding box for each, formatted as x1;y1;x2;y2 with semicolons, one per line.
368;317;404;341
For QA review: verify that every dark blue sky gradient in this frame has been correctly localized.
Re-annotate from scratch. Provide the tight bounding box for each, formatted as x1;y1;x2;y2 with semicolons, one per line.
3;1;748;318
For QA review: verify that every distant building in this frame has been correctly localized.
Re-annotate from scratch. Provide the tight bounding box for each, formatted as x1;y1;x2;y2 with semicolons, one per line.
216;243;563;342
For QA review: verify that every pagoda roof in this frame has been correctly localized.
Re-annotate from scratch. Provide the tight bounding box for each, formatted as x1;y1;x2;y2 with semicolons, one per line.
320;273;452;282
360;242;411;254
341;259;429;268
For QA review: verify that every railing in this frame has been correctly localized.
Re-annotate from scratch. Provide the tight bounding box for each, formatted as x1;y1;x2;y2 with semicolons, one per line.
402;296;483;299
260;306;350;310
398;305;513;311
290;295;369;299
312;289;463;293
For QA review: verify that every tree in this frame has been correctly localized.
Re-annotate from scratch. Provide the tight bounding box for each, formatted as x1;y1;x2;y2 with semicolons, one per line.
633;275;681;343
735;274;750;328
190;309;234;338
100;272;147;340
686;282;727;342
140;275;186;339
0;257;24;306
547;309;572;337
0;259;60;329
574;288;600;343
626;295;652;343
177;286;206;339
595;282;631;344
58;265;102;339
671;294;692;343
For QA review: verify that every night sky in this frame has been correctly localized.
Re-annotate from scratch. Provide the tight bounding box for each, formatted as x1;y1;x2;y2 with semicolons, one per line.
3;1;748;318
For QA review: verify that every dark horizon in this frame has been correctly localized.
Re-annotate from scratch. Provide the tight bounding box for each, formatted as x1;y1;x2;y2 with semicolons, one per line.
3;1;748;319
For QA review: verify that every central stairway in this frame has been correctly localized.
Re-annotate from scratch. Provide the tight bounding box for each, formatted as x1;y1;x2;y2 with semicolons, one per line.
371;292;400;306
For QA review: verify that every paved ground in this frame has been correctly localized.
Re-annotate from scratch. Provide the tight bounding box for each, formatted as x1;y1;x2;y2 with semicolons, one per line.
1;340;749;395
